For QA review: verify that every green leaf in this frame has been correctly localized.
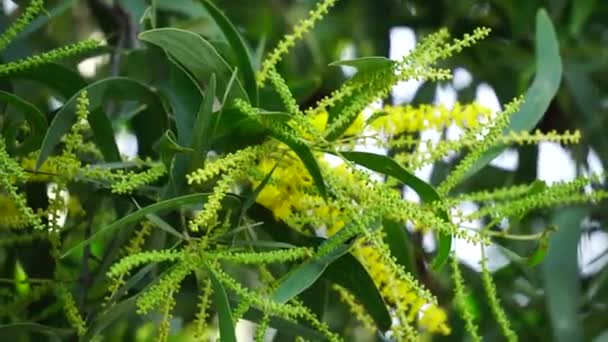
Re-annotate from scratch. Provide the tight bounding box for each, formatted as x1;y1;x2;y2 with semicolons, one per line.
190;73;217;171
13;260;30;296
542;207;585;342
235;298;326;340
0;63;87;99
248;203;391;331
382;219;416;274
339;151;451;269
569;0;595;36
277;137;327;199
61;193;209;258
36;77;166;169
88;107;121;162
272;242;353;304
199;0;258;105
0;90;47;155
154;130;194;168
324;253;392;331
84;296;138;341
139;28;248;105
0;323;72;338
462;8;562;181
208;268;237;342
239;163;277;222
329;56;395;74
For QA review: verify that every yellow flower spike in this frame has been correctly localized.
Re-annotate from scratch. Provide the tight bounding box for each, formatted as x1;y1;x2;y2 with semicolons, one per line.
310;111;329;132
344;112;365;136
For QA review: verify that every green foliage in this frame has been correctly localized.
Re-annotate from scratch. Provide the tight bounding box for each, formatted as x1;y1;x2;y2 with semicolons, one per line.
0;1;606;341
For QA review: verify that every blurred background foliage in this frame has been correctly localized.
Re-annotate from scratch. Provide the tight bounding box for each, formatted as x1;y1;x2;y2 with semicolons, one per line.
0;0;607;341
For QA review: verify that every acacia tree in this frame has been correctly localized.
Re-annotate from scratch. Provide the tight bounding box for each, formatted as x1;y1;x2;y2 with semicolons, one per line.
0;1;606;341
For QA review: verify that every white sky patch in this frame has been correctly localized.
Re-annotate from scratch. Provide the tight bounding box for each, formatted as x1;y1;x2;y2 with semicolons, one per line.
46;183;68;229
48;96;64;112
115;128;138;160
453;201;510;272
537;142;576;184
490;148;519;171
435;84;457;109
475;83;502;113
453;67;472;90
3;0;17;15
77;31;108;78
338;43;357;77
587;148;604;179
389;27;421;104
579;230;608;276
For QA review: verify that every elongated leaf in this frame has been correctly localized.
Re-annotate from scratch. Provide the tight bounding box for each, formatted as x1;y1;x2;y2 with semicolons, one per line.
88;108;121;162
139;28;248;105
234;297;326;340
272;242;352;304
277;137;327;199
200;0;258;105
61;193;209;258
239;163;277;222
208;268;237;342
382;219;416;274
543;207;585;342
339;151;451;269
0;323;72;337
0;63;86;99
248;203;391;331
329;56;395;74
463;9;562;180
84;296;137;341
324;253;392;331
36;77;166;169
0;90;47;155
190;73;217;170
155;129;194;168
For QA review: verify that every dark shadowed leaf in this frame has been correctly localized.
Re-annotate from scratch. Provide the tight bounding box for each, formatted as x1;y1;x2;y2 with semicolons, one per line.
200;0;258;105
208;268;238;342
36;77;166;169
0;90;47;155
139;28;248;105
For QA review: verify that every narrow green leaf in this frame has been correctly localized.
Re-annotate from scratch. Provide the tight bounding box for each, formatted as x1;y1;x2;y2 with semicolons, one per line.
199;0;258;105
382;219;416;274
155;129;194;168
462;8;562;181
329;56;395;74
339;151;451;269
248;203;391;331
0;90;47;155
13;260;30;296
88;107;121;162
569;0;595;36
190;73;217;171
542;207;585;342
36;77;166;169
139;28;248;105
324;253;392;331
239;163;277;222
272;242;352;304
0;62;86;99
61;193;209;258
84;296;138;341
208;268;238;342
235;298;326;340
0;323;72;337
277;137;327;199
